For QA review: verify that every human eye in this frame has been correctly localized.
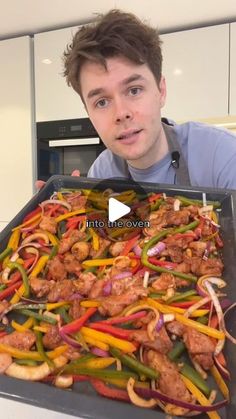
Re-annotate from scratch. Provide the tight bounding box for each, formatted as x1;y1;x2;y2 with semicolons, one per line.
128;86;143;96
95;98;109;109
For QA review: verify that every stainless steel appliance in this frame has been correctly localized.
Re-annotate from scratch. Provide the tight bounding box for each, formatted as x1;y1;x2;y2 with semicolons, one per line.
37;118;105;180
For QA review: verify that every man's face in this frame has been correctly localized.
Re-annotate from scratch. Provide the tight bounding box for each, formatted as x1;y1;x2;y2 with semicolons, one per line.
80;56;166;168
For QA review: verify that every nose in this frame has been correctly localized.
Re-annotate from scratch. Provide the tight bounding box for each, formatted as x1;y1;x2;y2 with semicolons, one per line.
114;99;133;124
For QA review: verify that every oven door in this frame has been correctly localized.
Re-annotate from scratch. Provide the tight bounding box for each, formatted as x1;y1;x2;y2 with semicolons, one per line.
37;137;104;181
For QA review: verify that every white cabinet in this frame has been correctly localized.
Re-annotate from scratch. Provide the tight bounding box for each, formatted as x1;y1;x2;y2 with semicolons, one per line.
161;25;229;121
0;36;33;224
34;26;87;122
230;22;236;115
0;222;7;233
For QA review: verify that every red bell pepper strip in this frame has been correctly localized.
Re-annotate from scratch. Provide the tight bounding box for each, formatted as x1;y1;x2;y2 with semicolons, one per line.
0;280;22;300
99;311;147;325
0;331;8;338
120;235;140;256
90;378;130;402
60;307;97;334
23;206;41;223
148;257;178;269
215;233;224;248
88;323;134;340
148;193;163;203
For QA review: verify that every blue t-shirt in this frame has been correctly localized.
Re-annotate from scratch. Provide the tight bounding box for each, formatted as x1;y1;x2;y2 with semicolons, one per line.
87;121;236;189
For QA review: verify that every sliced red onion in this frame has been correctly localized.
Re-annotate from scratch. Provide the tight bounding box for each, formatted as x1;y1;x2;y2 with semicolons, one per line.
155;313;164;332
40;199;71;211
135;387;228;412
69;293;83;301
112;271;132;280
103;281;112;296
21;219;41;232
132;245;142;257
147;241;166;257
90;347;109;357
59;329;81;349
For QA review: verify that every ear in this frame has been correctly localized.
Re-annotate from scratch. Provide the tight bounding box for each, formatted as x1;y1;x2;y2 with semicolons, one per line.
159;76;166;108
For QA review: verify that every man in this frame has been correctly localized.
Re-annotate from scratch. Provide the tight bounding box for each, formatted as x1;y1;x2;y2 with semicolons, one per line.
61;10;236;189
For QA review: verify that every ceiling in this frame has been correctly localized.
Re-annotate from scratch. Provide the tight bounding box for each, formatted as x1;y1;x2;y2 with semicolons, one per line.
1;0;236;40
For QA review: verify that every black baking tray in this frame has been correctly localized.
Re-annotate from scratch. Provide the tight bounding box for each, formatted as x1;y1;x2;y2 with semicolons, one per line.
0;175;236;419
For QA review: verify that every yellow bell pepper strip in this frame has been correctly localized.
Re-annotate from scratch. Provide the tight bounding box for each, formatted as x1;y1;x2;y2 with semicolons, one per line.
60;307;97;335
89;228;100;251
95;376;149;390
10;283;25;304
46;301;70;311
210;364;229;400
7;262;30;297
11;317;34;332
7;229;21;250
29;255;49;278
55;208;90;223
44;232;59;246
141;222;199;283
110;347;159;380
82;335;109;351
0;343;67;360
82;258;116;268
164;305;209;318
80;300;100;308
80;327;136;353
33;326;49;333
146;298;224;339
181;375;221;419
12;212;41;232
71;357;116;370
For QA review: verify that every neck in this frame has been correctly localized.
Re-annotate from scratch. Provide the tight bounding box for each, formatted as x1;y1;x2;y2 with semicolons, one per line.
127;125;168;169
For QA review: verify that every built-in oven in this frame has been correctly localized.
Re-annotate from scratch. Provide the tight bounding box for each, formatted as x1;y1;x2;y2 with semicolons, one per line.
37;118;106;181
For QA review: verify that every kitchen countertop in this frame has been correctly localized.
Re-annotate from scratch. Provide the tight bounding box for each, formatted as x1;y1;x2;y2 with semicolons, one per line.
0;397;82;419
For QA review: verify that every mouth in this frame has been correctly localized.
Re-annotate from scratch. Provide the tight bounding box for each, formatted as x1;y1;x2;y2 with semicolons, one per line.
116;129;143;141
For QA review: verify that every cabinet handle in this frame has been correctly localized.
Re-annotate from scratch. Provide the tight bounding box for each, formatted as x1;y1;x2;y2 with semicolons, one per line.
49;138;100;147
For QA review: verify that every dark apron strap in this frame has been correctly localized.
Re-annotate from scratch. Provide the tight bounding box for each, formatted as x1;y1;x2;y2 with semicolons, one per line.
162;121;191;186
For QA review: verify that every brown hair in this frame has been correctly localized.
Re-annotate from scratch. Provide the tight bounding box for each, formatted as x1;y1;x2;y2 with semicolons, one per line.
63;9;163;98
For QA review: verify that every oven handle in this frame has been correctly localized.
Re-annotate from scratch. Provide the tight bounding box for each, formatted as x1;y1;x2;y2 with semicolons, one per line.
49;137;100;147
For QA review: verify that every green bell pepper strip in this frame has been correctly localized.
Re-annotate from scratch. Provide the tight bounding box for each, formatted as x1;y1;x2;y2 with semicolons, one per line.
175;195;221;209
167;341;186;361
55;306;72;324
63;366;138;381
15;359;39;366
166;289;197;304
167;343;211;397
0;247;13;262
110;347;159;380
180;363;211;397
18;308;57;325
196;316;209;325
0;284;7;292
8;262;30;297
35;328;54;368
141;221;199;283
150;198;163;211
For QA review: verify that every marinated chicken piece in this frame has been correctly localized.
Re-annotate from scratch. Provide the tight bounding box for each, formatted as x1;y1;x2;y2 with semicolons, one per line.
69;300;86;320
130;327;173;354
47;255;66;281
0;330;36;350
201;221;214;238
165;246;183;263
0;353;12;373
42;325;63;349
90;237;111;259
183;327;215;370
144;208;168;236
65;193;87;210
71;241;90;262
109;241;127;257
186;205;200;217
111;279;126;296
63;253;82;277
39;215;57;234
165;209;190;226
166;320;186;337
110;256;132;278
175;261;191;274
98;286;148;316
189;256;223;276
30;277;53;298
63;347;81;361
152;273;176;291
147;350;194;408
189;241;207;257
88;279;106;299
58;230;83;254
47;279;76;302
74;272;97;296
164;234;195;249
0;300;10;317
